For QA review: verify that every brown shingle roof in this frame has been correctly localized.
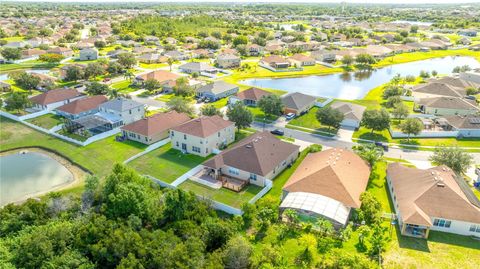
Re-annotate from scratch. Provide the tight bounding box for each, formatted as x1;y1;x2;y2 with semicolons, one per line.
283;148;371;208
413;82;466;98
56;95;107;114
171;115;234;138
418;97;479;111
121;111;190;136
289;53;315;62
203;131;299;176
387;163;480;226
136;70;180;84
29;88;82;106
235;87;272;102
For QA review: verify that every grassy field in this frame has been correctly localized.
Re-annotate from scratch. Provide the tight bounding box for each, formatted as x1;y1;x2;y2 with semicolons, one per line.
139;63;169;69
0;60;59;72
0;116;146;177
384;229;480;269
26;113;63;129
179;180;262;208
111;80;139;93
127;143;208;183
375;48;480;68
287;107;339;135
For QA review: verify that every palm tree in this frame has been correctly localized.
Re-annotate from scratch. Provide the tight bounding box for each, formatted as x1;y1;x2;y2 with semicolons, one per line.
167;58;175;72
123;70;134;82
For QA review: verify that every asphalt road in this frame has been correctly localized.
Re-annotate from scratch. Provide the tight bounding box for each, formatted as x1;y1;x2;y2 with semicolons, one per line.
252;122;480;164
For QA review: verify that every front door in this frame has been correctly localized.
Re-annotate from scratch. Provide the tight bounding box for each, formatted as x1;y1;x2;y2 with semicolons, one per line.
182;143;187;151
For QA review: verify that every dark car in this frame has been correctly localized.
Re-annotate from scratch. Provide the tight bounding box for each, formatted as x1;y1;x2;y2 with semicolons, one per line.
375;141;389;151
270;129;284;136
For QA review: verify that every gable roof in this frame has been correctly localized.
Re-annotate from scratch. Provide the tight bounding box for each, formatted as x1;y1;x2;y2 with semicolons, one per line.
432;76;479;89
330;101;366;121
261;55;289;64
387;163;480;226
283;148;371;208
179;62;215;72
235;87;272;101
56;95;107;114
29;88;82;105
203;131;299;176
281;92;316;110
121;111;190;136
289;53;315;62
171;115;234;138
100;98;144;112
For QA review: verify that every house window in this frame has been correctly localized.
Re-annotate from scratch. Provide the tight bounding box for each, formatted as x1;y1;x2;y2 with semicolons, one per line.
469;224;480;233
176;142;179;147
218;132;220;137
249;173;257;181
228;167;239;175
192;146;201;153
433;218;451;228
184;134;187;140
129;109;132;114
171;131;174;137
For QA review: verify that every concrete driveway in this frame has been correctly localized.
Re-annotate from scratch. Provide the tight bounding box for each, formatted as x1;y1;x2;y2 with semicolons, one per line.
337;126;356;142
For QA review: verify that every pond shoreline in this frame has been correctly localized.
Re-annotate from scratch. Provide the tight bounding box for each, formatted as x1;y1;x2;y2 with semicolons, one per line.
0;147;89;206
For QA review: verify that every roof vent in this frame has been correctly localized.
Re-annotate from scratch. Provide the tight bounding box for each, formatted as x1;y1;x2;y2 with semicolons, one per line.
246;145;252;148
437;182;445;187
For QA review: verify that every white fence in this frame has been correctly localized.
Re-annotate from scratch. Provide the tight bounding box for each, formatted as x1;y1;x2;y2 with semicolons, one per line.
248;179;272;204
315;98;334;108
258;62;303;72
1;110;121;146
170;165;204;187
123;138;171;164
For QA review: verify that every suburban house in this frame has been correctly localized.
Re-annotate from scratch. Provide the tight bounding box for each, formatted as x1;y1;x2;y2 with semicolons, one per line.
179;62;216;74
260;55;290;69
216;53;241;69
0;81;12;92
330;101;366;129
47;47;74;57
121;111;190;145
281;92;317;115
134;70;180;92
170;115;235;157
416;97;479;116
433;76;479;89
440;115;480;138
191;49;213;59
288;54;316;67
21;48;46;59
280;148;371;228
68;98;145;135
137;53;167;64
246;44;264;56
412;82;466;99
310;50;336;62
79;48;98;61
164;50;189;61
55;95;108;120
29;88;84;110
386;163;480;238
201;131;300;190
196;81;239;101
229;87;272;107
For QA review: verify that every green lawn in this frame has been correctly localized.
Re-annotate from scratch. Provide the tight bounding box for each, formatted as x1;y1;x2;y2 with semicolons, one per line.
287;107;339;135
179;180;263;208
384;229;480;269
155;93;176;102
139;63;168;69
0;116;146;177
127;143;208;183
26;114;63;129
111;80;139;93
0;60;59;72
366;161;393;213
248;106;279;123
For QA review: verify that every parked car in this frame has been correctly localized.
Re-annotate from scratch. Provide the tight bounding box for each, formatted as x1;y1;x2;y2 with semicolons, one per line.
285;113;296;120
270;129;284;136
375;141;389;151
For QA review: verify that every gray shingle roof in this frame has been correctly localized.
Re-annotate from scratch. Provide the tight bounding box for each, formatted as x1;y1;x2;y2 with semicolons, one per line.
197;81;238;95
281;92;316;110
100;98;144;112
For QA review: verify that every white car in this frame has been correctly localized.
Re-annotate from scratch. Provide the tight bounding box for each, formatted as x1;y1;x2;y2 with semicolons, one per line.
285;113;296;120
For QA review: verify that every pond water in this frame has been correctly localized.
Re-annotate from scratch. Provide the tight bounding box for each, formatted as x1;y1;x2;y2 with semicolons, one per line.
240;56;480;100
0;69;51;81
0;151;74;206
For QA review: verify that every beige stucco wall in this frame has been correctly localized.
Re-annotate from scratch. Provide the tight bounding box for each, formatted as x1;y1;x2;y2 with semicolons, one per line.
424;106;478;116
170;124;235;157
123;129;169;145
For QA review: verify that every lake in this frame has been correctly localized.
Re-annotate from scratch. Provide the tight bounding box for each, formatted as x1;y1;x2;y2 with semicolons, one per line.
240;56;480;100
0;69;51;81
391;20;433;26
0;151;74;206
